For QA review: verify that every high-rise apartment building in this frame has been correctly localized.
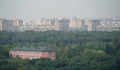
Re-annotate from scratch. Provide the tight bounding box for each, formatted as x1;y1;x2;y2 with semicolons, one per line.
0;18;14;31
0;18;23;31
59;18;70;31
41;18;57;26
70;18;84;28
0;18;3;31
69;18;87;31
87;20;101;31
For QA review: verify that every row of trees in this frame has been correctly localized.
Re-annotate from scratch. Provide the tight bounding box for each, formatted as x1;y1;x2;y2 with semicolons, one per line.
0;31;120;70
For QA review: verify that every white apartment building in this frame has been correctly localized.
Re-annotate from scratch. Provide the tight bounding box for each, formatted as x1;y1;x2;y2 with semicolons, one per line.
97;22;120;31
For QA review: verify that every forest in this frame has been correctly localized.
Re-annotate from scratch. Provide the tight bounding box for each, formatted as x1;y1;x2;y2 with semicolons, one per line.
0;31;120;70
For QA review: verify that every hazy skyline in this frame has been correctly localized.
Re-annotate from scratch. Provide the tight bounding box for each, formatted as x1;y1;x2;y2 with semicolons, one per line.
0;0;120;21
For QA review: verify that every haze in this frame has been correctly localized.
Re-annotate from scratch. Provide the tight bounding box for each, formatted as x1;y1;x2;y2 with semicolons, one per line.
0;0;120;21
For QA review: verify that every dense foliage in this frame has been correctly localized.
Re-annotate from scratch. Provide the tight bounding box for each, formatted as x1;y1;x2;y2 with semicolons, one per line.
0;31;120;70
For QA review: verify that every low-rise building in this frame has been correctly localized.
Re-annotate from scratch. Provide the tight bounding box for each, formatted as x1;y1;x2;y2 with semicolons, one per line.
97;22;120;31
20;25;59;31
9;46;56;60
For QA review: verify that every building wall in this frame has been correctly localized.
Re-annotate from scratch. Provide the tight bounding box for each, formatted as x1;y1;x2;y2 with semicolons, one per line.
2;20;14;31
9;50;56;60
69;18;87;31
59;18;70;31
0;18;23;31
19;25;59;31
97;22;120;31
88;20;100;31
70;19;84;28
41;19;56;26
0;18;3;31
13;19;23;31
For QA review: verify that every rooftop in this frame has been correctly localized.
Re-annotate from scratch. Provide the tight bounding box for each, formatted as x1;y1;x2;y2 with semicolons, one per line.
11;46;55;52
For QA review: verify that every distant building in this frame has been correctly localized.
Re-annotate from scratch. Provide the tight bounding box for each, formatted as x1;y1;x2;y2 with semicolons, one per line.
19;18;60;31
59;18;70;31
0;18;4;31
97;21;120;32
0;18;23;31
69;18;87;31
87;20;101;31
1;17;120;32
41;18;57;26
0;18;13;31
70;18;84;28
13;19;23;26
9;46;56;60
20;25;59;31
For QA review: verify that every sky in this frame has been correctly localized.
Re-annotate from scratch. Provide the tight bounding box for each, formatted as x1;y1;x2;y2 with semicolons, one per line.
0;0;120;21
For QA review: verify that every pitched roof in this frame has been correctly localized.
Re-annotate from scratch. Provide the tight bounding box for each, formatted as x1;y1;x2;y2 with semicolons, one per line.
10;46;55;52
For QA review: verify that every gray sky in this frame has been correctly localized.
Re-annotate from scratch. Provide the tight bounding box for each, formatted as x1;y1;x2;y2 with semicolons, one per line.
0;0;120;21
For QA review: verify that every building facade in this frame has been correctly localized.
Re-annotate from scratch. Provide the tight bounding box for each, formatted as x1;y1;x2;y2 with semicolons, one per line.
1;17;120;32
41;18;58;26
0;18;23;31
59;18;70;31
69;18;87;31
87;20;101;31
97;22;120;31
0;18;3;31
9;46;56;60
70;18;84;28
20;25;59;31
